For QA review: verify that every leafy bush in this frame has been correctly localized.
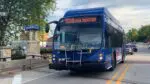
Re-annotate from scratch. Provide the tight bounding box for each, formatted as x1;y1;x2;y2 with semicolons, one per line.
40;47;52;54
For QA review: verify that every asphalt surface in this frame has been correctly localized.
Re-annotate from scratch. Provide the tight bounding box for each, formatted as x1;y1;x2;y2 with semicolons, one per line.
1;43;150;84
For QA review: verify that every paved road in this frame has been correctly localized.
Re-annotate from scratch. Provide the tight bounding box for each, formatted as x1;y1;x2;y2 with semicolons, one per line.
1;43;150;84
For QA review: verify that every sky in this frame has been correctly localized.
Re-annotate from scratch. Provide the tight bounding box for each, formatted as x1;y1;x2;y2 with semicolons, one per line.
48;0;150;32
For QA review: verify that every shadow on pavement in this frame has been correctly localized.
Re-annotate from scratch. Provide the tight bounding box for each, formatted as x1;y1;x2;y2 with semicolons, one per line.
126;60;150;64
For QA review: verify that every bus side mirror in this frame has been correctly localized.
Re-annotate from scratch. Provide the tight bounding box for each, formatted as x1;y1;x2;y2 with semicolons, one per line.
45;24;50;33
45;21;59;33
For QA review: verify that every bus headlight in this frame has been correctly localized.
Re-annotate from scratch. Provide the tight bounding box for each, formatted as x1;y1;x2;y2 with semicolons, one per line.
99;53;103;60
52;58;55;61
99;57;103;60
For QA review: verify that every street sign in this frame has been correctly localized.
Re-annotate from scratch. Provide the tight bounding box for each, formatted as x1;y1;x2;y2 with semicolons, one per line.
24;24;40;31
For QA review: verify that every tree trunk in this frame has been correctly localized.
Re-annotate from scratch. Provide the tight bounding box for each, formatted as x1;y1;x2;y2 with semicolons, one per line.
0;15;10;46
0;23;7;46
0;27;6;46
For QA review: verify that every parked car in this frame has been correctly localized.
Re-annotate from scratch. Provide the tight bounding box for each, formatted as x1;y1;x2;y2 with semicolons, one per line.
11;46;26;60
125;44;134;55
148;45;150;49
131;44;138;52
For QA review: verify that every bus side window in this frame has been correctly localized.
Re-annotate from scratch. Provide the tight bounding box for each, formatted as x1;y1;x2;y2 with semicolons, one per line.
105;21;123;48
105;24;111;48
106;23;116;48
105;35;111;48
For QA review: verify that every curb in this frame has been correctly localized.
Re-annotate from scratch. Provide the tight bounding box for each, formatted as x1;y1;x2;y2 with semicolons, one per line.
0;59;49;75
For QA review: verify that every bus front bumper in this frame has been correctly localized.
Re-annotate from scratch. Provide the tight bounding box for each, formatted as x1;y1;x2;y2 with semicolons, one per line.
49;62;106;70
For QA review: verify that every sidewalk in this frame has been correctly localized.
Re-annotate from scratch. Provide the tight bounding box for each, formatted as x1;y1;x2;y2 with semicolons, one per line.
0;59;49;74
0;58;49;84
0;66;53;84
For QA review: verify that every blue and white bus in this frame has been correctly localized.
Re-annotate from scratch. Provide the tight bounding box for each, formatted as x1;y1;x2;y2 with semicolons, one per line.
46;7;126;71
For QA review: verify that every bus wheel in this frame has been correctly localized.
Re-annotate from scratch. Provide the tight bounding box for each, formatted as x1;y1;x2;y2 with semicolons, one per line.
109;53;116;71
121;57;125;63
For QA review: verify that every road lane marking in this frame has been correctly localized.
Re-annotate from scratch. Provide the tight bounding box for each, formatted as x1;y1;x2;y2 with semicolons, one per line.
12;74;22;84
116;64;130;84
106;64;127;84
22;71;58;84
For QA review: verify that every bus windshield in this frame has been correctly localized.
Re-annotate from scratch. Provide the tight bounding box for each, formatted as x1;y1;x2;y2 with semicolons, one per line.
54;23;102;50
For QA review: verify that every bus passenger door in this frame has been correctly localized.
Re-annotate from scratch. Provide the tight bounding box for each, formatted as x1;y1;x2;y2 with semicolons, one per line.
116;48;122;62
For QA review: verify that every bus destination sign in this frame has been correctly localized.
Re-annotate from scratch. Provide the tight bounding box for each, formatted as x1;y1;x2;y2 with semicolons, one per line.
64;17;97;24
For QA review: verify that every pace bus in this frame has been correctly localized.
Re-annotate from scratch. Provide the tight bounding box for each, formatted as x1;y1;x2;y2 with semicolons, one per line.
46;7;126;71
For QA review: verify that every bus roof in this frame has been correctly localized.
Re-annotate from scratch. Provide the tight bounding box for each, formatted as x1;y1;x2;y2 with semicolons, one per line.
64;7;124;33
64;7;105;17
64;7;118;23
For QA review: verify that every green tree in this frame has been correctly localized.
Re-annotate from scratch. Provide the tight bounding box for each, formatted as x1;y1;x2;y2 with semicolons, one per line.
126;28;138;42
0;0;55;46
138;25;150;42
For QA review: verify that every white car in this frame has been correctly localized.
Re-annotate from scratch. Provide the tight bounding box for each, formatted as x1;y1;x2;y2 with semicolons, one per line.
148;45;150;49
125;44;134;55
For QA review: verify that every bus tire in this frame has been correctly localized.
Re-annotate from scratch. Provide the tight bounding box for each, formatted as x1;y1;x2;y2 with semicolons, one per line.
109;52;116;71
121;56;125;63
